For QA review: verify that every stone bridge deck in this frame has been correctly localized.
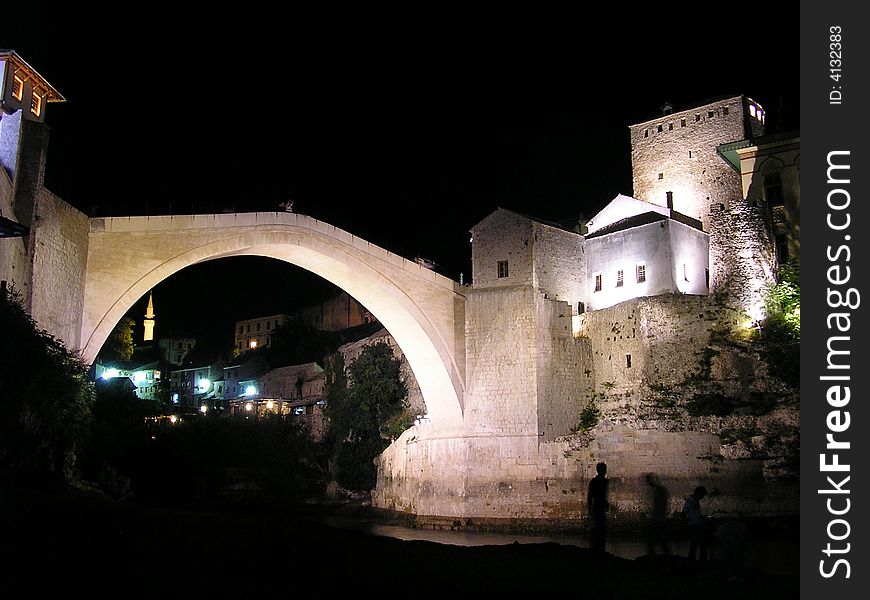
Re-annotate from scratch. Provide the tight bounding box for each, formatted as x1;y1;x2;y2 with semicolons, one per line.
82;212;467;425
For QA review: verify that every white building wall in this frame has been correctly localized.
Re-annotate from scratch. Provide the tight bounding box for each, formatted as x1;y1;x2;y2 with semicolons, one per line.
668;220;711;295
585;221;675;311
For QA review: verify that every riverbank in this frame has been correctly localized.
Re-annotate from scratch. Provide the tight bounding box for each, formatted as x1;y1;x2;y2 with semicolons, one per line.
2;486;798;598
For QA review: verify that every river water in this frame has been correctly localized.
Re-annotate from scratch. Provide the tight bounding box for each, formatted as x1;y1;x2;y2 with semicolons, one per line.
321;515;799;577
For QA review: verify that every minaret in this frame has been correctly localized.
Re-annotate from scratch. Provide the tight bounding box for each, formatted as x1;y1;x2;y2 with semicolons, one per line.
143;291;155;342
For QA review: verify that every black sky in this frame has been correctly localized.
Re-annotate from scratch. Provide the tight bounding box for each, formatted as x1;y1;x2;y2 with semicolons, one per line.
2;5;799;353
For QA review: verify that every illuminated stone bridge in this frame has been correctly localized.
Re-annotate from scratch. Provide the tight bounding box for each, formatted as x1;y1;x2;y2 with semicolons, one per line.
81;212;467;430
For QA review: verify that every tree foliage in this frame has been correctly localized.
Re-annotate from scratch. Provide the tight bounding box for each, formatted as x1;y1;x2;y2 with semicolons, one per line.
101;316;136;362
324;342;410;490
0;290;95;479
759;260;800;387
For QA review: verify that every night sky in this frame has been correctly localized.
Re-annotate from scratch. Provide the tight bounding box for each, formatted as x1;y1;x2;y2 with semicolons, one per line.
3;6;799;353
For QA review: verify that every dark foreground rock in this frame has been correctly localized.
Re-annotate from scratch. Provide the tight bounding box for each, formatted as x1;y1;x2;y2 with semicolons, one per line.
1;488;798;598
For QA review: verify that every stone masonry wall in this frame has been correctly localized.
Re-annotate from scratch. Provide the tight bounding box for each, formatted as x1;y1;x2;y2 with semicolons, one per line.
374;292;798;523
27;189;90;351
464;285;539;436
470;209;533;289
531;221;585;313
630;96;747;228
535;295;592;441
0;166;31;300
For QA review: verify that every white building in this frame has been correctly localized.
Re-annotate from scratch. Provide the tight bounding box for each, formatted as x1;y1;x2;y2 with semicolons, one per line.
470;194;709;314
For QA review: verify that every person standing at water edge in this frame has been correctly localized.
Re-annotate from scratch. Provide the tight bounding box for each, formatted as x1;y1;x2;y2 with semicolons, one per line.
681;485;710;563
587;462;609;554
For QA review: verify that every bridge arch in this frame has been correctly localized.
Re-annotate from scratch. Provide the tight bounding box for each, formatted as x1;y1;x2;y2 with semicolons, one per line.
82;213;466;428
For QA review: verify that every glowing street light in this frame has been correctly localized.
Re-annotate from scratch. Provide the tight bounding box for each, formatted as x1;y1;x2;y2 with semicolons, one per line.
244;385;257;397
245;402;253;412
200;404;208;414
169;415;178;424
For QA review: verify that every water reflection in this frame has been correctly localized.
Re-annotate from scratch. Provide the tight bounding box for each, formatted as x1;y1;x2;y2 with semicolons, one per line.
321;516;797;577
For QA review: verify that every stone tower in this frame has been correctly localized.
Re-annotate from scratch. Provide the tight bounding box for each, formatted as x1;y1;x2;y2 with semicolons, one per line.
628;95;775;320
143;291;155;342
0;50;88;352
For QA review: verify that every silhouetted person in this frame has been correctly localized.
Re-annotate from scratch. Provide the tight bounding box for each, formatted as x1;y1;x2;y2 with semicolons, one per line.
587;462;609;554
644;473;671;558
681;485;710;564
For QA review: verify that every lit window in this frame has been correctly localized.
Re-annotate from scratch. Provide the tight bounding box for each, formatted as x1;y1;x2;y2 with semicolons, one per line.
12;76;24;100
497;260;509;278
594;273;602;292
616;270;624;287
636;264;646;283
749;104;756;117
250;340;258;349
30;93;42;117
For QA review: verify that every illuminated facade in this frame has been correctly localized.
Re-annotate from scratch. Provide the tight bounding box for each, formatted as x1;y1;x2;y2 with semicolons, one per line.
233;314;290;354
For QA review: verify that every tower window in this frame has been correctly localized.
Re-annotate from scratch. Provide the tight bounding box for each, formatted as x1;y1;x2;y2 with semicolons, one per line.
681;118;686;127
644;129;649;138
775;234;790;263
657;124;663;133
764;173;784;206
30;93;42;117
683;264;689;282
594;273;602;292
668;123;673;131
695;114;701;122
12;76;24;101
708;110;715;118
723;106;729;116
626;354;632;368
689;150;693;158
705;268;710;289
497;260;509;278
658;173;664;180
616;270;624;287
636;264;646;283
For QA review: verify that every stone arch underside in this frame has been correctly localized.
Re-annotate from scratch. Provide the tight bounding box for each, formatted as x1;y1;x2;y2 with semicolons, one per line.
81;217;465;427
